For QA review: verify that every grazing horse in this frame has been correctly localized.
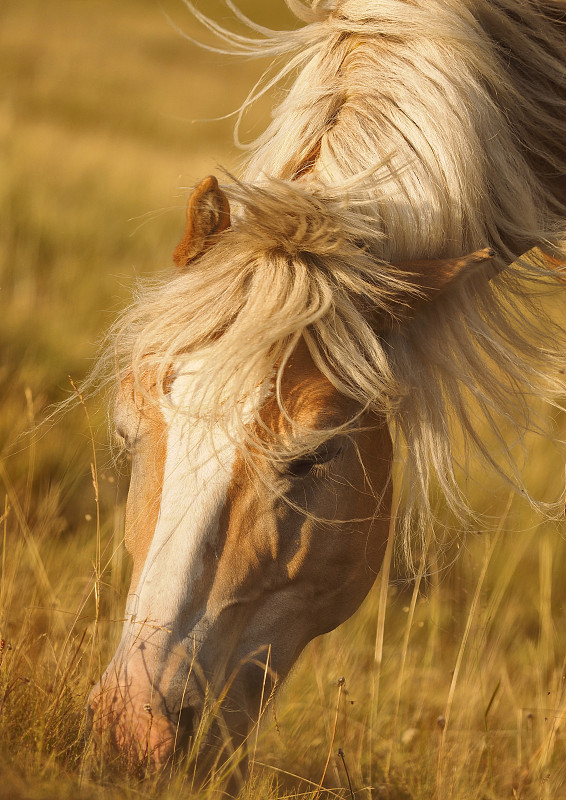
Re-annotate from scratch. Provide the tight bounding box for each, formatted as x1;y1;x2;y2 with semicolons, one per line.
88;0;566;782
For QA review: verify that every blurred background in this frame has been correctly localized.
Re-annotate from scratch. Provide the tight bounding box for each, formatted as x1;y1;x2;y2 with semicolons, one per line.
0;0;296;523
1;1;566;798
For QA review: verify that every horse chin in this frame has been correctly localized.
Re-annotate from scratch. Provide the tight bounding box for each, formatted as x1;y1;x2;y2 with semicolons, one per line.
170;671;264;787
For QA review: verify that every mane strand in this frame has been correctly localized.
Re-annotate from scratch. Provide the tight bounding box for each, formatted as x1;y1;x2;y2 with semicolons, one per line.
110;0;566;562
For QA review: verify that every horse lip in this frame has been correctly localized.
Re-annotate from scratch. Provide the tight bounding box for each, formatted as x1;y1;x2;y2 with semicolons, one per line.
174;705;196;750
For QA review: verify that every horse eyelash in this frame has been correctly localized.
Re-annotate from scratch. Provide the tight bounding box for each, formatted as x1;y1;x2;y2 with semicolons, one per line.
287;443;345;478
114;427;131;452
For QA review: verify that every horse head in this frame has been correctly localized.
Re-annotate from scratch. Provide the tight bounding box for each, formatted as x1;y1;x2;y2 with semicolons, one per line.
88;177;496;778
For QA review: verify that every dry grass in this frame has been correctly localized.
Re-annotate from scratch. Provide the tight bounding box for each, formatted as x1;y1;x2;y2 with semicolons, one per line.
2;1;566;798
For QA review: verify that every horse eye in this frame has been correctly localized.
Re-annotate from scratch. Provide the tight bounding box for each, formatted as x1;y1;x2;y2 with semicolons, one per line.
287;441;343;478
114;427;132;452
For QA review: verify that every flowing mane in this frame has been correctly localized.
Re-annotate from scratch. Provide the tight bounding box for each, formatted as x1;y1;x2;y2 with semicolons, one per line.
111;0;566;554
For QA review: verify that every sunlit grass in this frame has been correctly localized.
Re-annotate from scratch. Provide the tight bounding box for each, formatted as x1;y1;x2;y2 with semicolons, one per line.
2;1;566;798
2;485;566;799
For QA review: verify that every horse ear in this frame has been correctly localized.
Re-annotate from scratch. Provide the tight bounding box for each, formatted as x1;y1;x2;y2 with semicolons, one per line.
394;247;496;292
173;175;231;269
382;247;496;328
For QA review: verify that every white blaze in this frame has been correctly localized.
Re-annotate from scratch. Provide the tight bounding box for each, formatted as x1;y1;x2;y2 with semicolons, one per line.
136;372;236;631
113;370;239;675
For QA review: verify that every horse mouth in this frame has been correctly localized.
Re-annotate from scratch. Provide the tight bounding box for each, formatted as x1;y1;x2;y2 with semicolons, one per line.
174;705;196;753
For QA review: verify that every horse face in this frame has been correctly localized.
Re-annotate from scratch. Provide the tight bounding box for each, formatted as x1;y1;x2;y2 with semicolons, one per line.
88;341;392;771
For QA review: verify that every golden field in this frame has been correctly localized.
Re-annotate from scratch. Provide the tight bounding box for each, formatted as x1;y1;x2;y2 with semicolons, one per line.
1;1;566;798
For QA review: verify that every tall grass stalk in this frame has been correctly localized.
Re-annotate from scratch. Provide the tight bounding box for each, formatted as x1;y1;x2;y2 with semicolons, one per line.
436;492;512;795
368;497;397;790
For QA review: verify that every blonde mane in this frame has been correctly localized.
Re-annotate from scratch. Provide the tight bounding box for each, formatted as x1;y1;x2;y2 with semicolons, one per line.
111;0;566;557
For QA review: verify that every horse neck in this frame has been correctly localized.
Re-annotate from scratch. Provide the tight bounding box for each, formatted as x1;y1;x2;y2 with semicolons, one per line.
242;7;555;264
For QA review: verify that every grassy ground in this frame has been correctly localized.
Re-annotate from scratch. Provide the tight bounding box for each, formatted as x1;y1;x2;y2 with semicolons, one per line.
2;1;566;798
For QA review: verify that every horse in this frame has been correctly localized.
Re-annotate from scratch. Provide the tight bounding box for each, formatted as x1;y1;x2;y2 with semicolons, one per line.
87;0;566;784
